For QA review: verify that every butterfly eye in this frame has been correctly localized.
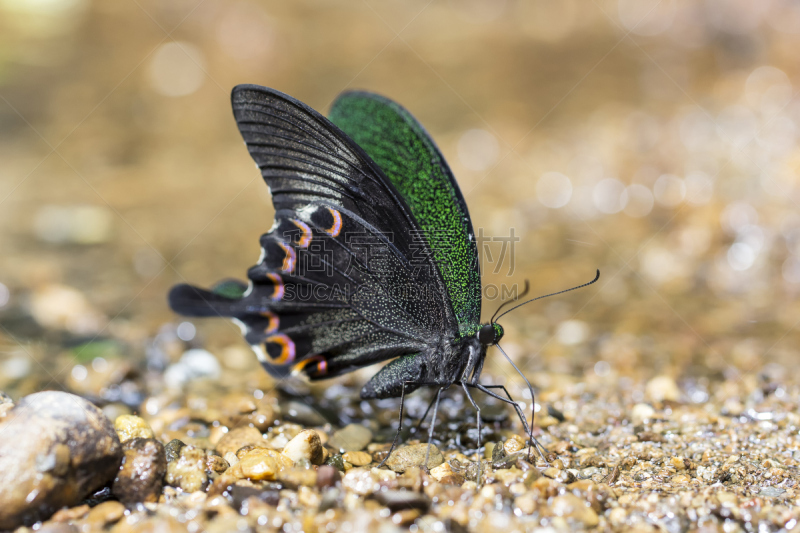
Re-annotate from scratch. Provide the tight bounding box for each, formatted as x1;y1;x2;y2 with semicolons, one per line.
478;324;496;345
493;323;504;343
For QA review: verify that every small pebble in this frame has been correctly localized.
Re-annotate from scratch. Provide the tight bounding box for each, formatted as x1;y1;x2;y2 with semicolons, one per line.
608;507;627;526
230;485;280;511
206;453;229;474
29;284;106;334
631;403;656;423
503;434;527;455
758;486;785;498
671;457;686;470
277;467;318;488
112;438;166;503
164;349;222;389
216;426;265;457
384;444;444;472
316;465;342;489
549;493;599;527
374;489;432;512
491;441;506;462
429;462;465;485
645;375;681;403
514;494;537;515
165;445;208;492
342;450;372;467
328;424;373;452
324;453;345;472
180;349;222;379
113;414;155;443
230;448;292;482
50;505;89;523
164;439;186;463
83;501;125;529
282;429;324;465
392;509;422;526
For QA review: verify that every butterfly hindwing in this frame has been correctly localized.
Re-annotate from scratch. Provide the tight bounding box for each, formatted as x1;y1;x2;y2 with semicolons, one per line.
328;92;482;338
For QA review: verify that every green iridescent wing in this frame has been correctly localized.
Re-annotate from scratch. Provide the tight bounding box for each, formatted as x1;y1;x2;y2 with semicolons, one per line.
329;92;481;337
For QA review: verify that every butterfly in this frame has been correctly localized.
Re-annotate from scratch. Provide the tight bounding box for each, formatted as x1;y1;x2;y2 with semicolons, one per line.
168;85;598;463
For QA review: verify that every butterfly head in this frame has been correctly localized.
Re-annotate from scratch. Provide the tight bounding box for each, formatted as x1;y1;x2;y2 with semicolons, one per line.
477;323;504;346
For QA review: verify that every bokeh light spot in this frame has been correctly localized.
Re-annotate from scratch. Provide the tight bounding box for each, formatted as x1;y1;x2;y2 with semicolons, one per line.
536;172;572;208
623;184;654;217
593;178;627;214
148;42;206;97
727;242;756;271
653;174;686;207
721;202;759;234
685;172;714;206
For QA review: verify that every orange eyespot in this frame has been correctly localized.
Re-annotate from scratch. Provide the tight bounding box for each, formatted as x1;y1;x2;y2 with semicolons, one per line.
278;242;296;273
260;311;279;333
291;219;312;248
265;334;295;364
293;356;328;377
267;273;284;301
324;208;342;237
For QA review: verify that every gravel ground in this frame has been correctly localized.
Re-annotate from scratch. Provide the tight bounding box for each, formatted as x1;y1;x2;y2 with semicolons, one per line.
3;342;800;532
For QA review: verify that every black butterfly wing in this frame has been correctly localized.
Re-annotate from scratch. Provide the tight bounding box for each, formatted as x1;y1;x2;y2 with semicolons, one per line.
170;85;454;381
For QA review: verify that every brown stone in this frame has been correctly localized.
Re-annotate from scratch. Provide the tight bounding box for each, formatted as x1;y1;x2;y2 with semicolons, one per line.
226;448;292;482
112;438;167;503
0;391;122;529
113;415;155;443
384;444;444;472
215;426;266;457
342;451;372;467
83;501;125;529
165;445;208;492
282;430;324;465
50;505;89;523
316;465;341;489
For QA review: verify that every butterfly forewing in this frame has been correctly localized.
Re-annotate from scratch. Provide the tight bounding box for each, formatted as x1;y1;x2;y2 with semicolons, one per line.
328;92;482;338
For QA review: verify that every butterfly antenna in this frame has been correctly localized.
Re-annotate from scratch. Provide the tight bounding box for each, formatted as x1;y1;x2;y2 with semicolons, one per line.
495;270;600;323
490;280;530;324
495;343;545;463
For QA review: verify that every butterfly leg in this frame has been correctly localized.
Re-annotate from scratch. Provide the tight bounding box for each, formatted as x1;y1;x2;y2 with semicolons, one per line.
378;381;439;469
472;384;550;465
480;384;549;463
461;381;483;452
424;387;446;469
377;380;412;469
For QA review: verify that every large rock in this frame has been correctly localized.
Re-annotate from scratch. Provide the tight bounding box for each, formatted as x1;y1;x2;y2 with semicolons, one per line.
0;391;123;529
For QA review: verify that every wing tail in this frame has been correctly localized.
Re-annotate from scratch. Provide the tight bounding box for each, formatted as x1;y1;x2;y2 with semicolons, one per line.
168;283;241;317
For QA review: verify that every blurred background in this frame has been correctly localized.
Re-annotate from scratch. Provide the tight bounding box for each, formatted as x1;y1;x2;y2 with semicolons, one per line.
2;0;800;412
